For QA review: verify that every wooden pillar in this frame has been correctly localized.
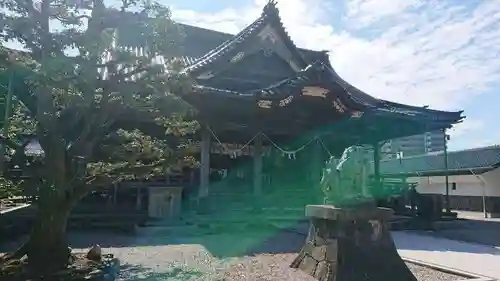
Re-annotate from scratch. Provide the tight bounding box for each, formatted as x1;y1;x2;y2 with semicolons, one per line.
199;124;211;198
373;142;381;200
113;183;118;207
311;140;323;203
164;166;170;184
253;132;263;196
135;185;142;211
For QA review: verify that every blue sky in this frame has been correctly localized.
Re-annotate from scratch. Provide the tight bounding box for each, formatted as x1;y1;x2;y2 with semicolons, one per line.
166;0;500;151
4;0;500;151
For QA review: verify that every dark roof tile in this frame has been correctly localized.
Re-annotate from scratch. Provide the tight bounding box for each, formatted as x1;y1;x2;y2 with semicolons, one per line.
381;145;500;175
182;1;308;75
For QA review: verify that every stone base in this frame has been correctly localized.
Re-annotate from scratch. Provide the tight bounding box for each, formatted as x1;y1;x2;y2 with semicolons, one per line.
290;205;417;281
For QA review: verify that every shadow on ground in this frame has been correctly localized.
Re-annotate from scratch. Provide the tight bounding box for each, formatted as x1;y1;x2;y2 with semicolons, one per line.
118;264;215;281
414;219;500;247
0;221;308;259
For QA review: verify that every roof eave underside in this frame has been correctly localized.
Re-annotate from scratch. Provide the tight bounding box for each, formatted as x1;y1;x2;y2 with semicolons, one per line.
190;61;464;125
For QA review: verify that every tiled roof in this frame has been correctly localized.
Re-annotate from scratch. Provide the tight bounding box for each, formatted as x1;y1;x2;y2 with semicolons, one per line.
177;23;329;68
93;4;464;137
380;145;500;175
182;1;307;75
101;4;329;81
193;61;464;123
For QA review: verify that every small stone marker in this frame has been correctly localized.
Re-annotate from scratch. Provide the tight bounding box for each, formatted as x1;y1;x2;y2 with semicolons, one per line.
86;244;102;261
291;204;417;281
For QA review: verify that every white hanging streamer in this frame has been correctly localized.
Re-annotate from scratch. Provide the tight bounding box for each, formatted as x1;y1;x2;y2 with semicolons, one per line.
207;126;261;158
206;127;332;160
262;133;322;160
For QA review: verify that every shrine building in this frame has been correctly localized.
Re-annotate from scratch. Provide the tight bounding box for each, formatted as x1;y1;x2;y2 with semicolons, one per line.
1;1;466;221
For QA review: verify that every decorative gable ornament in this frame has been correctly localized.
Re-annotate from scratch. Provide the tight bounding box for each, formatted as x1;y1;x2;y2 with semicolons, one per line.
279;96;293;107
257;100;272;109
258;25;278;44
332;98;347;113
263;48;273;57
230;52;245;63
302;87;328;98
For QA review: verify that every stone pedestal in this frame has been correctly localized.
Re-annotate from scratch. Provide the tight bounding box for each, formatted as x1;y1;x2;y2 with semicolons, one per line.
148;186;183;220
291;204;417;281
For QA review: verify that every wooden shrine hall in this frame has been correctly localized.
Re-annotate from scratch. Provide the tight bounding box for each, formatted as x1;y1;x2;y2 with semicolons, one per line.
112;1;464;210
172;2;463;200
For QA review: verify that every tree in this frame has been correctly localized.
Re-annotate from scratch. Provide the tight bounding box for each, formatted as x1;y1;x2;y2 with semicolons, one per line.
0;0;197;272
0;177;21;199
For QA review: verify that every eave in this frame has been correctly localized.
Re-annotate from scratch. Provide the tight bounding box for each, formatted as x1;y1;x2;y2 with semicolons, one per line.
186;61;464;124
182;58;464;144
381;167;493;178
391;103;464;124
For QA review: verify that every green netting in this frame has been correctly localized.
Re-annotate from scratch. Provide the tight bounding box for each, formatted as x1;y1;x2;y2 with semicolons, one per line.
197;120;414;217
187;121;423;258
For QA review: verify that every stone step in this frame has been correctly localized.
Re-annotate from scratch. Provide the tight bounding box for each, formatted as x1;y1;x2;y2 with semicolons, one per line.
181;211;305;226
187;215;304;224
139;217;307;237
185;205;303;213
198;203;316;212
204;194;319;202
207;190;317;196
204;196;316;203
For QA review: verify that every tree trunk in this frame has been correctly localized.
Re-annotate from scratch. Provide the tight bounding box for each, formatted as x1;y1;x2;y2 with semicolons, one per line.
24;200;72;273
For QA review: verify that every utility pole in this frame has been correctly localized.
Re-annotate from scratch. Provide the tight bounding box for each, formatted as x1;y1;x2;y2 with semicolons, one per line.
443;129;451;213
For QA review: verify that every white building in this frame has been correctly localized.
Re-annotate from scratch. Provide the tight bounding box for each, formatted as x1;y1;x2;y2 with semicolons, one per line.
382;130;446;159
380;145;500;216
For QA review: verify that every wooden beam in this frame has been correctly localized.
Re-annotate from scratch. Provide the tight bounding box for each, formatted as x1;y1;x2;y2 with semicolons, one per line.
199;124;211;198
311;139;324;204
373;142;381;199
253;132;263;196
135;185;142;211
113;183;118;206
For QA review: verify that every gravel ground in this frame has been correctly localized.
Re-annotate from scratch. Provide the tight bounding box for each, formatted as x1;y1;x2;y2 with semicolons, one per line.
105;246;465;281
49;230;465;281
1;228;468;281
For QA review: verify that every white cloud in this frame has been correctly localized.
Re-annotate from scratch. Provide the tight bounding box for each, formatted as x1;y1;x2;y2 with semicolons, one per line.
171;0;500;148
345;0;423;27
448;119;483;139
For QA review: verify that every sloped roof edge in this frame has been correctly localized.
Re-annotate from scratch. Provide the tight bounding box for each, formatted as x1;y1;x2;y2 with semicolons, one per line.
380;145;500;175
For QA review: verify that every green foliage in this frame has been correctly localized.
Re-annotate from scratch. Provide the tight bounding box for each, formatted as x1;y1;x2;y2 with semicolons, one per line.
0;176;21;199
0;0;198;200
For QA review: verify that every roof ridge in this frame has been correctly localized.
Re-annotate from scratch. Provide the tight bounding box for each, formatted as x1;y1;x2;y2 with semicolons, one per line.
381;144;500;163
182;1;307;75
177;22;325;56
261;1;306;66
448;144;500;154
182;14;266;71
382;100;464;118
